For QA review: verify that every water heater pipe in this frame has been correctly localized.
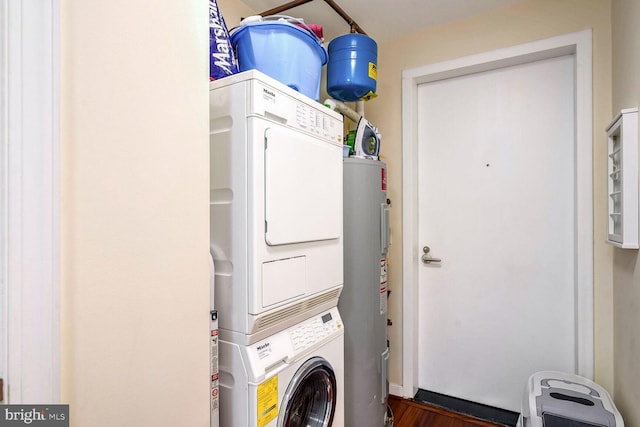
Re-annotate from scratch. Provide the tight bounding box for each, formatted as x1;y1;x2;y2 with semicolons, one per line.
258;0;367;34
324;99;362;124
322;0;367;34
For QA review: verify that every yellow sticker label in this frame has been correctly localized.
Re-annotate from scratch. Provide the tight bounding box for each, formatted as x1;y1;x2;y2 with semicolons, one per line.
360;91;378;101
257;375;278;427
368;62;378;80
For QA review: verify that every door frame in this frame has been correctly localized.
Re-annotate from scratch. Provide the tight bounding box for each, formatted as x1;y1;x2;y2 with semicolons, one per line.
401;30;593;398
1;0;61;403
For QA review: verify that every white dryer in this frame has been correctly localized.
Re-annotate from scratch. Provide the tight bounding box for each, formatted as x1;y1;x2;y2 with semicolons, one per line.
209;70;344;344
219;307;344;427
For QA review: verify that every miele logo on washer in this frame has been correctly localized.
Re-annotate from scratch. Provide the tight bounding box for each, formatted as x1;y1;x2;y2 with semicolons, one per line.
256;342;272;359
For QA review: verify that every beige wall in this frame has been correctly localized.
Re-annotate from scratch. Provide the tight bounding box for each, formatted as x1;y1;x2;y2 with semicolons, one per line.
363;0;614;393
217;0;255;28
611;0;640;425
61;1;210;425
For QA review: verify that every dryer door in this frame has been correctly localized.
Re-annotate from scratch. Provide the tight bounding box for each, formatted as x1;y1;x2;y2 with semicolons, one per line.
278;357;337;427
264;126;342;246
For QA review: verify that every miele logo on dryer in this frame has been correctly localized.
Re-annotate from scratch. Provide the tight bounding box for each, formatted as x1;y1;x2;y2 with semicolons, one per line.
257;342;271;351
262;87;276;102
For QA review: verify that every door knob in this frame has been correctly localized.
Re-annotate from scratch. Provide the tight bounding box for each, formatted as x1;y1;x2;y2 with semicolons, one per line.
422;246;441;264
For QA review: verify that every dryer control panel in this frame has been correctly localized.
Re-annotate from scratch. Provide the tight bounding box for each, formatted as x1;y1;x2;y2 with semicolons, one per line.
251;80;343;144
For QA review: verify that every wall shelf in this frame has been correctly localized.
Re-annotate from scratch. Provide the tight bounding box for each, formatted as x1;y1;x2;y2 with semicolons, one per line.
606;108;639;249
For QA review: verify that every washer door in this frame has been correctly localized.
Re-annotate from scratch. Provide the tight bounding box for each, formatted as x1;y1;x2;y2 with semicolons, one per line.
278;357;337;427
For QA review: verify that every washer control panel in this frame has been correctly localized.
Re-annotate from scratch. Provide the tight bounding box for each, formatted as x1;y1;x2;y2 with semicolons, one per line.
242;307;344;379
289;307;343;352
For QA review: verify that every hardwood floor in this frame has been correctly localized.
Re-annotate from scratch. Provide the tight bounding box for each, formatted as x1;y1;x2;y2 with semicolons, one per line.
388;395;505;427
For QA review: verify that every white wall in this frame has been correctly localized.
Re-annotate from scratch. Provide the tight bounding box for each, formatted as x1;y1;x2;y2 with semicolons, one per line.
611;1;640;425
61;1;210;425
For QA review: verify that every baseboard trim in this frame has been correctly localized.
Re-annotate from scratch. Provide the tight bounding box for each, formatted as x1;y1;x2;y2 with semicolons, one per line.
389;383;405;397
414;389;520;427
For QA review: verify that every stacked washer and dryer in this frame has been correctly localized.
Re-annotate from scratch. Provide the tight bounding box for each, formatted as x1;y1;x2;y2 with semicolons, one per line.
209;70;345;427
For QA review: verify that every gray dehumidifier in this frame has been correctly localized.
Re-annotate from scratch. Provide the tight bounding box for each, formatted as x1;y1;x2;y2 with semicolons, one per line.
518;371;623;427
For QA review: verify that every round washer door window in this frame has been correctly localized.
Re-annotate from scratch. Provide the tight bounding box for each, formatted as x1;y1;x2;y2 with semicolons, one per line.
278;356;337;427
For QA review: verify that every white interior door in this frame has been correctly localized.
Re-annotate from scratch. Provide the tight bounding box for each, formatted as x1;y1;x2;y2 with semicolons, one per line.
417;55;577;412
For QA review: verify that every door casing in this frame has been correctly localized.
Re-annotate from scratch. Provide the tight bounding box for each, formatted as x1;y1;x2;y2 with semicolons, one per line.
2;0;61;403
401;29;594;398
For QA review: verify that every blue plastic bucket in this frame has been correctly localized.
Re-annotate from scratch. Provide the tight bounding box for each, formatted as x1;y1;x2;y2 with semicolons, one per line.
327;34;378;102
231;21;328;101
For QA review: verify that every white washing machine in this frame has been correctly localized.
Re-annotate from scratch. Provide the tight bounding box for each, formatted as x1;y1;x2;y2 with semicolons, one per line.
219;307;344;427
209;70;344;345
